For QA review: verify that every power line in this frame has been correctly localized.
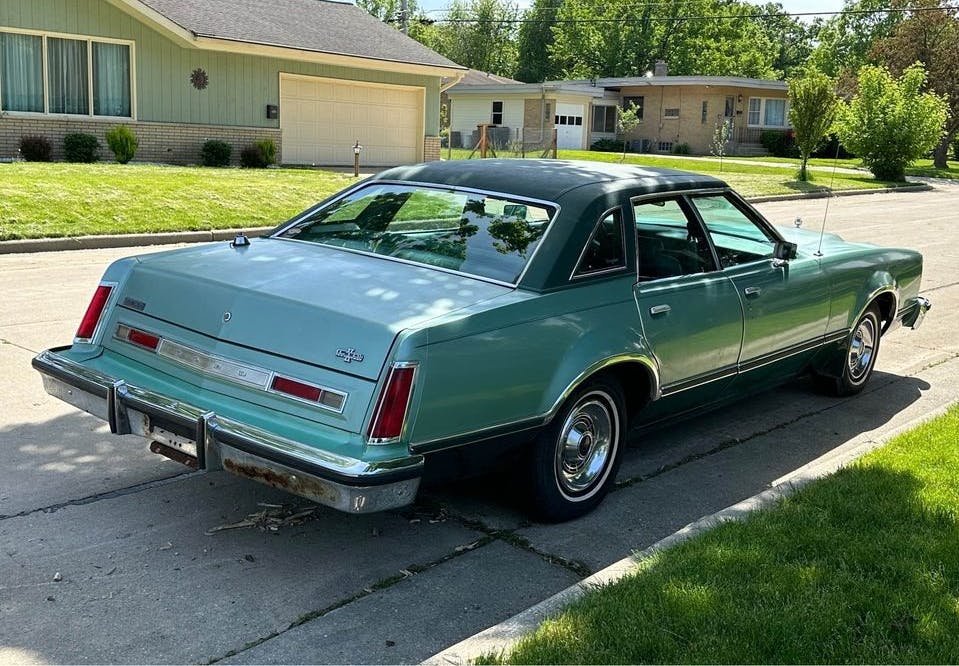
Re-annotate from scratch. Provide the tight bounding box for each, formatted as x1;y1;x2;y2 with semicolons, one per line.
426;4;959;23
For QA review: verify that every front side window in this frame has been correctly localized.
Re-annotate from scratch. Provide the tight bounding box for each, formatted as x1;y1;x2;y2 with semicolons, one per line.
691;194;775;267
0;32;43;112
634;199;713;280
575;209;625;276
278;184;556;284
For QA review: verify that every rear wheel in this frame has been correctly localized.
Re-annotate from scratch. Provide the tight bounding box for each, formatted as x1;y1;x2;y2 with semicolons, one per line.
814;304;882;396
528;378;626;522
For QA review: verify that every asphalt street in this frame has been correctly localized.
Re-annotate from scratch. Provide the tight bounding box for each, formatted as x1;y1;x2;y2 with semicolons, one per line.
1;185;957;664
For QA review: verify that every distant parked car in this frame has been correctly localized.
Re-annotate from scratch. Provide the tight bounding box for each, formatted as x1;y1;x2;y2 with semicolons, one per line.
34;160;930;521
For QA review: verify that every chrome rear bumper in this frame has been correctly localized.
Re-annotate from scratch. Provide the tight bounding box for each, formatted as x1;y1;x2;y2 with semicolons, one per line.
32;348;422;513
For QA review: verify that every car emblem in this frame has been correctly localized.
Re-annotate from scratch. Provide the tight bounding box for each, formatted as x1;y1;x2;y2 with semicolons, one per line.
335;348;364;364
223;312;232;323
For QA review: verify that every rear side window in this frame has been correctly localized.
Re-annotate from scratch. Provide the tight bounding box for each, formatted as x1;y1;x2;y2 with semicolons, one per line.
634;199;713;280
276;184;556;284
575;209;626;276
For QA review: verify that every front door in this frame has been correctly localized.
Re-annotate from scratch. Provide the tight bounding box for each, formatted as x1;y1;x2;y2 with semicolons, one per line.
631;197;744;399
687;193;830;374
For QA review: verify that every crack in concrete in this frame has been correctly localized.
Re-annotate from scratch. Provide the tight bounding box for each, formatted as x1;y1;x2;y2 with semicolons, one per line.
0;471;195;521
0;337;38;355
203;533;498;664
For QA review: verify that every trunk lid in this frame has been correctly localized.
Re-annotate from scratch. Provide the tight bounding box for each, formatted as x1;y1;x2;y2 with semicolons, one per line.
113;238;510;380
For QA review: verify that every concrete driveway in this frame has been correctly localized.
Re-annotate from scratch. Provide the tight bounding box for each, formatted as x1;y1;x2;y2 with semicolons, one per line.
1;186;957;664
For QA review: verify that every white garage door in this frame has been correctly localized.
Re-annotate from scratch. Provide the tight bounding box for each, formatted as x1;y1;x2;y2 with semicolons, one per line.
554;102;585;150
280;74;423;166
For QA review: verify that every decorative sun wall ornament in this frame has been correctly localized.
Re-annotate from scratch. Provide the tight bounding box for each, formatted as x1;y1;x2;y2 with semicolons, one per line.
190;68;209;90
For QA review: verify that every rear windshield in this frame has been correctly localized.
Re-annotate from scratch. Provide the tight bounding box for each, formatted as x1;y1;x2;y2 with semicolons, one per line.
275;183;557;284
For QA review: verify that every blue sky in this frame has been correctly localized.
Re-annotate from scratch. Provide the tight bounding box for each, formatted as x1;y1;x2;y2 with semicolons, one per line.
416;0;846;20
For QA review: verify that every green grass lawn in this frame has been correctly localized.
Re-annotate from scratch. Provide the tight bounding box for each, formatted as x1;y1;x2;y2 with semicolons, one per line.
0;162;355;241
1;154;912;241
445;148;906;198
733;155;959;180
484;404;959;664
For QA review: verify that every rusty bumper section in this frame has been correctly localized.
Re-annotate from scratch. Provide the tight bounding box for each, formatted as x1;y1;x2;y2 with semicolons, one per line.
32;348;422;514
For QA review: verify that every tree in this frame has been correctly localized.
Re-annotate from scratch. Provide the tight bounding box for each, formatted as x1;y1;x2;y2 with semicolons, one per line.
754;3;815;78
617;102;641;162
515;0;562;82
788;69;840;180
427;0;519;77
871;2;959;168
710;118;733;170
836;64;948;181
808;0;910;78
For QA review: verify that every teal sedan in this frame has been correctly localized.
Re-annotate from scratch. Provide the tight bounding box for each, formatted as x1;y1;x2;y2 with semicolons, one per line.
33;160;931;521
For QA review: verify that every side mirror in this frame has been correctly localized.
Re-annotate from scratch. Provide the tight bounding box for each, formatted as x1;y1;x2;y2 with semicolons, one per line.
774;240;798;261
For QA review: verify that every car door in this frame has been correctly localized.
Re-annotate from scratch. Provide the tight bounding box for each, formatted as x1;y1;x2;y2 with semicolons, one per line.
687;192;830;375
631;195;744;399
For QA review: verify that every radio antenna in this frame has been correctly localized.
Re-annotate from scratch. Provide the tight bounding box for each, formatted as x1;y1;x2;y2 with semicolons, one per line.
815;139;843;257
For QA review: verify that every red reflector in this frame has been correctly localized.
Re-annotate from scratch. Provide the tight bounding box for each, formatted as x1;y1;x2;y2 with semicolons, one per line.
76;284;113;340
367;365;416;442
271;375;322;402
126;328;160;351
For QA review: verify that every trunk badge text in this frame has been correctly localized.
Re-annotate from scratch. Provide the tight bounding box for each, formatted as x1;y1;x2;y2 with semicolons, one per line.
336;348;364;364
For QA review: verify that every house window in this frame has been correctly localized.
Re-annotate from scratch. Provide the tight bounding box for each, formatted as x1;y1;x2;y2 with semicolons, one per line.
0;32;43;112
0;29;134;117
622;95;644;119
591;105;617;133
748;98;761;125
491;101;503;125
764;98;786;127
664;108;679;118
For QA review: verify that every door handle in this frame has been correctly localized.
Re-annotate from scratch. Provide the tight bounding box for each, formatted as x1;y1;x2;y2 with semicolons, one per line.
744;286;762;297
649;304;671;315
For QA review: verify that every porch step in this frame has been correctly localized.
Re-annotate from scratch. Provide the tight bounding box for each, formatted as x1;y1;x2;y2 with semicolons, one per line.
733;143;769;157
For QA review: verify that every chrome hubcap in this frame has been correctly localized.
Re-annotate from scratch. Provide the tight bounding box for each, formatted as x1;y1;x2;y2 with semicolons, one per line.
848;316;877;381
556;396;614;495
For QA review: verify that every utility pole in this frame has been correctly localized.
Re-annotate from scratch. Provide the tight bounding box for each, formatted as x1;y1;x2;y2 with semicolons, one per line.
400;0;409;34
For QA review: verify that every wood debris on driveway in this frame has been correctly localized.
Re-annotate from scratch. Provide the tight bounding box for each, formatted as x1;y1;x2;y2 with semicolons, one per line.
205;503;319;535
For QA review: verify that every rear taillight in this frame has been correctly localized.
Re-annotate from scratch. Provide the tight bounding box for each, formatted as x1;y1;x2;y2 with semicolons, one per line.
115;324;161;351
367;364;417;443
75;284;114;341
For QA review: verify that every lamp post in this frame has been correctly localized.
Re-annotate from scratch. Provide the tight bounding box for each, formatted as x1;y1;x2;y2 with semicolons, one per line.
353;140;362;177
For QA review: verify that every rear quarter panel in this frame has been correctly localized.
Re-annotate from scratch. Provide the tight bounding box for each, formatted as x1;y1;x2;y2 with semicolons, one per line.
407;276;647;449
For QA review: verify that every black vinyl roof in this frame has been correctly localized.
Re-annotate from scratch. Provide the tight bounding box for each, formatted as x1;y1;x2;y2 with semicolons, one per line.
374;160;728;203
138;0;462;69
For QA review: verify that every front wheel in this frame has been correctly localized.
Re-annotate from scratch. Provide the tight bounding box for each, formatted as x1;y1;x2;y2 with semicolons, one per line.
527;378;626;522
814;304;882;396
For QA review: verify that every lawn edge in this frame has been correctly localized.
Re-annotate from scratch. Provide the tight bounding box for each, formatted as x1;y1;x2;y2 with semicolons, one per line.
0;185;933;254
423;395;959;666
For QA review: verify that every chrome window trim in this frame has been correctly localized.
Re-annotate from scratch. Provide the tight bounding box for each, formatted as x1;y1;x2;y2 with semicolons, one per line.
73;280;119;346
270;179;562;288
114;323;348;414
570;206;630;281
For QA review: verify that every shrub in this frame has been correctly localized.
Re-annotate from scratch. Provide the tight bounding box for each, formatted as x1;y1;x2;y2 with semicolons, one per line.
201;139;232;167
240;145;268;168
63;132;100;163
19;135;52;162
836;63;948;181
788;67;839;180
255;138;277;166
671;142;691;155
105;125;139;164
590;138;626;152
760;130;799;158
